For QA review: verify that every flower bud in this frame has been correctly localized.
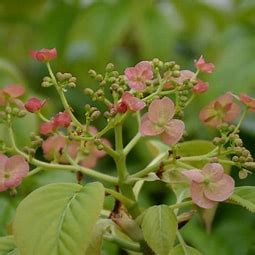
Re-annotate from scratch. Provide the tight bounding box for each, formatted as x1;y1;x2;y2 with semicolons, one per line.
17;110;27;118
88;69;97;78
90;111;101;120
84;88;94;96
106;63;114;72
95;74;103;82
239;170;249;179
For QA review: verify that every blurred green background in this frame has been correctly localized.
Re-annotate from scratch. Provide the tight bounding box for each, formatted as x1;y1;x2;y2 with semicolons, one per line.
1;0;255;254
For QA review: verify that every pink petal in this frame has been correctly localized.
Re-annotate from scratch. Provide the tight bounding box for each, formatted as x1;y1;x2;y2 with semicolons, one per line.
135;61;153;80
195;55;215;73
204;174;235;202
140;113;164;136
79;154;98;169
6;155;29;177
93;138;111;158
223;103;241;122
191;182;216;209
148;97;175;123
199;103;220;127
3;85;25;98
173;70;195;84
128;81;146;91
192;80;209;94
40;121;55;135
182;169;204;183
121;92;145;112
124;67;138;80
160;119;185;145
202;163;224;182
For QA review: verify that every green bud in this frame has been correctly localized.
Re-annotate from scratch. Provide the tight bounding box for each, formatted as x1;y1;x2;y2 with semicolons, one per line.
41;81;51;87
232;156;239;162
239;170;248;179
106;63;114;72
97;144;104;151
84;104;91;111
12;108;20;115
111;71;119;77
84;88;94;96
244;162;255;171
88;69;97;78
95;74;103;82
69;77;77;83
108;77;116;83
235;138;243;147
62;73;72;80
56;72;64;81
172;70;180;78
111;83;119;90
99;80;106;86
17;110;27;118
43;76;52;82
173;64;180;71
104;111;110;118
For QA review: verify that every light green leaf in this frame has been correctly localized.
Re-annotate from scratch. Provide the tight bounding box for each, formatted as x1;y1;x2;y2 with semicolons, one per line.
229;186;255;213
141;205;177;255
169;244;202;255
13;182;105;255
85;219;112;255
0;236;18;255
147;140;169;156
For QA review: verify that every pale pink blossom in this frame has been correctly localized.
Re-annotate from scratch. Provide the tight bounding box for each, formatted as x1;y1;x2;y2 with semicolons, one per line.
116;92;145;113
140;97;185;145
182;163;235;209
239;93;255;112
199;92;241;127
0;85;25;106
53;111;71;128
30;48;57;62
124;61;153;91
0;154;29;192
40;121;55;135
164;70;195;89
195;55;215;73
25;97;46;113
192;80;209;94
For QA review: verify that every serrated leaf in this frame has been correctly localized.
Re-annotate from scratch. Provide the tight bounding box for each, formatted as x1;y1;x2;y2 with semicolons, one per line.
228;186;255;213
169;244;202;255
0;236;18;255
13;182;105;255
141;205;177;255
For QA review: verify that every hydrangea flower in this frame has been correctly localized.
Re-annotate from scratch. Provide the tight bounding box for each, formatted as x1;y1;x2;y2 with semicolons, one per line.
182;163;235;209
239;93;255;112
192;80;209;94
164;70;195;89
25;97;46;113
0;84;25;106
116;92;145;113
0;154;29;192
140;97;185;145
124;61;153;91
195;55;215;73
199;92;241;127
30;48;57;62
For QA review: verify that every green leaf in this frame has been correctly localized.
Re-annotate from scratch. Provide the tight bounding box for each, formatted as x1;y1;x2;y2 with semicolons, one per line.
229;186;255;213
85;219;112;255
141;205;177;255
0;236;18;255
169;244;202;255
13;182;105;255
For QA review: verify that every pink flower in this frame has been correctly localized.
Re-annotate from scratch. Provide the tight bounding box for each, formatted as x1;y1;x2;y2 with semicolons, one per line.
140;97;185;145
30;48;57;62
40;121;55;135
116;92;145;113
182;163;235;209
192;80;209;94
199;93;241;127
53;111;71;128
195;55;215;73
0;85;25;106
164;70;195;89
0;154;29;192
240;93;255;112
25;97;46;113
42;135;79;163
124;61;153;91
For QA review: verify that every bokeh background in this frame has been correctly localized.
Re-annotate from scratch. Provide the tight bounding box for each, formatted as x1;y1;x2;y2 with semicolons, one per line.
1;0;255;254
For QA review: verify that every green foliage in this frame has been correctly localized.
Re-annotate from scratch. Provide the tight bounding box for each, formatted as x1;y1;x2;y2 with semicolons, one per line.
169;244;202;255
229;186;255;212
141;205;177;255
0;236;18;255
13;182;104;255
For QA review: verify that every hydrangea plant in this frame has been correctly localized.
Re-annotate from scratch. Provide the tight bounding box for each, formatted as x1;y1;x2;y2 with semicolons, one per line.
0;48;255;255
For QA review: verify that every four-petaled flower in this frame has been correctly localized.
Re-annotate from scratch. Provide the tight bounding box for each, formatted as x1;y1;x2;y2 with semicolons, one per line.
25;97;47;113
239;93;255;112
182;163;235;209
192;80;209;94
124;61;153;91
0;154;29;192
199;92;241;127
116;92;145;113
30;48;57;62
195;55;215;73
140;97;185;145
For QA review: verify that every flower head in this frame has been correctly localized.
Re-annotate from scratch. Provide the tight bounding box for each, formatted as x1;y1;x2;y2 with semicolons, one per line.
140;97;185;145
0;154;29;192
40;121;55;135
240;93;255;112
30;48;57;62
192;80;209;94
116;92;145;113
199;92;241;127
124;61;153;91
195;55;215;73
182;163;235;208
25;97;46;113
53;111;71;128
